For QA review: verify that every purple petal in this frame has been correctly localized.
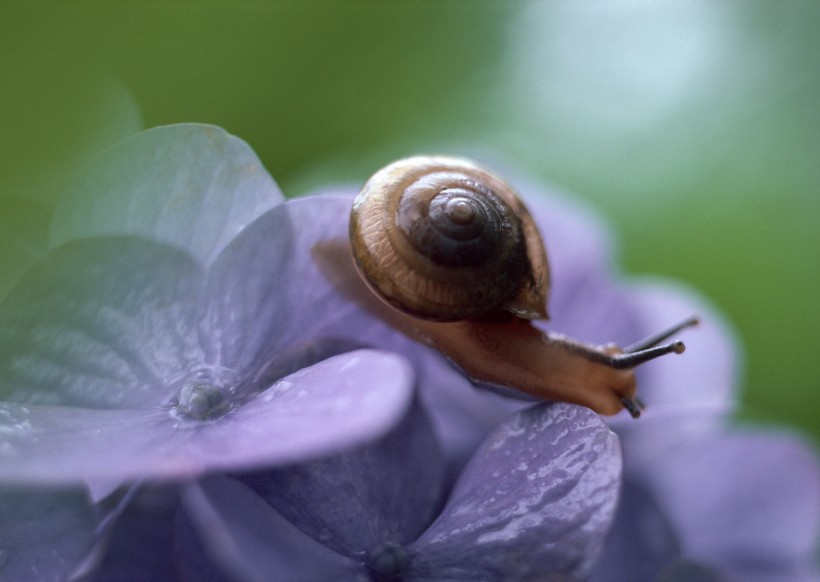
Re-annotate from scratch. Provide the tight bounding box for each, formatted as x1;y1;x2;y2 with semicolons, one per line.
523;185;642;347
90;486;180;581
635;430;820;580
0;237;204;408
588;479;682;582
623;279;740;416
240;397;445;558
0;487;99;581
526;187;739;426
50;124;283;266
179;476;360;582
0;350;414;485
409;403;622;581
203;195;373;374
608;281;744;462
410;348;527;482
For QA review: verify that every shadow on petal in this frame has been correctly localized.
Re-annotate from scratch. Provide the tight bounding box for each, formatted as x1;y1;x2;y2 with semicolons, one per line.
179;476;360;582
240;396;446;559
0;486;101;581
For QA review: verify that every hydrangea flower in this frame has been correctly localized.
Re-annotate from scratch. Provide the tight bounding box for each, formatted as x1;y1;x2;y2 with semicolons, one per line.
0;124;817;581
0;125;420;578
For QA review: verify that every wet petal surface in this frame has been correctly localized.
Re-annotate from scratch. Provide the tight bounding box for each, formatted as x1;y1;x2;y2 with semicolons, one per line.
410;403;622;581
0;238;203;408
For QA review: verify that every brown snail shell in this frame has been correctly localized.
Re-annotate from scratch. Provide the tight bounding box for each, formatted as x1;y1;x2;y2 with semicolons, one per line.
349;156;550;322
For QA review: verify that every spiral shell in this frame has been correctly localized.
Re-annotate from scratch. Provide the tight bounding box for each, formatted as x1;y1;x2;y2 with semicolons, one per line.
349;156;550;322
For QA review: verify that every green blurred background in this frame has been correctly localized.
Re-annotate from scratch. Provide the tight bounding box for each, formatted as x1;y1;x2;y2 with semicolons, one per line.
1;2;817;441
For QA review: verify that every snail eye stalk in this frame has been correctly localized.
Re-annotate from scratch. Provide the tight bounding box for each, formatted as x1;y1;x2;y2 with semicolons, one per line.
625;316;700;353
617;317;700;418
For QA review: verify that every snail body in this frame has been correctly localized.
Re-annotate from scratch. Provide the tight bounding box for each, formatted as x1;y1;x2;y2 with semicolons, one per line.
350;156;549;322
347;156;695;418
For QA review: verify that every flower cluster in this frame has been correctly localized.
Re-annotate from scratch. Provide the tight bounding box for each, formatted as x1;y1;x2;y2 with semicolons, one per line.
0;125;817;581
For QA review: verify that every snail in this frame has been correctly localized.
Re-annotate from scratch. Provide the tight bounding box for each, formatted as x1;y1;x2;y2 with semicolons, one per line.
349;156;697;418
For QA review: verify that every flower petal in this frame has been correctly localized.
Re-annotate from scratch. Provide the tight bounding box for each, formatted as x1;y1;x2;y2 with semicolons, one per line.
523;185;642;347
624;278;740;416
637;430;820;581
411;348;527;483
608;279;743;459
0;237;204;408
240;397;445;558
50;124;283;266
203;195;371;375
90;486;180;581
588;478;682;582
0;350;414;485
409;403;622;581
179;476;360;582
0;487;99;581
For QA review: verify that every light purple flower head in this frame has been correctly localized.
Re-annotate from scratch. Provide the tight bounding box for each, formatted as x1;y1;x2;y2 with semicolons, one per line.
0;125;817;581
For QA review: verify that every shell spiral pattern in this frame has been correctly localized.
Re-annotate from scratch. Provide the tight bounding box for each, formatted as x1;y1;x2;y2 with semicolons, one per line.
349;156;550;322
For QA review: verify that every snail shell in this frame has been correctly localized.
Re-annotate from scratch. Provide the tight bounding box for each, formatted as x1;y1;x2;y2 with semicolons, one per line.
349;156;550;322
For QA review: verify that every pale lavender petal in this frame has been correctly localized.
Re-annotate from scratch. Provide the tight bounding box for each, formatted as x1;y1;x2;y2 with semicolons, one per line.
201;201;300;374
0;487;99;581
0;350;414;485
523;186;642;346
240;398;445;558
409;403;622;581
410;347;527;482
637;430;820;581
653;559;724;582
50;124;283;266
521;183;618;287
203;194;400;377
0;237;204;408
180;476;360;582
527;188;739;427
609;280;744;462
624;278;741;415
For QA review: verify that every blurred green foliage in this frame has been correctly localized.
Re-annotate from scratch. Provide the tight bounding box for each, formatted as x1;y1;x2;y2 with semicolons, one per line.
1;1;817;440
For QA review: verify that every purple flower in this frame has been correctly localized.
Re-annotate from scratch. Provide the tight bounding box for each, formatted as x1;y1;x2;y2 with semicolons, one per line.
0;125;420;578
0;124;817;581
